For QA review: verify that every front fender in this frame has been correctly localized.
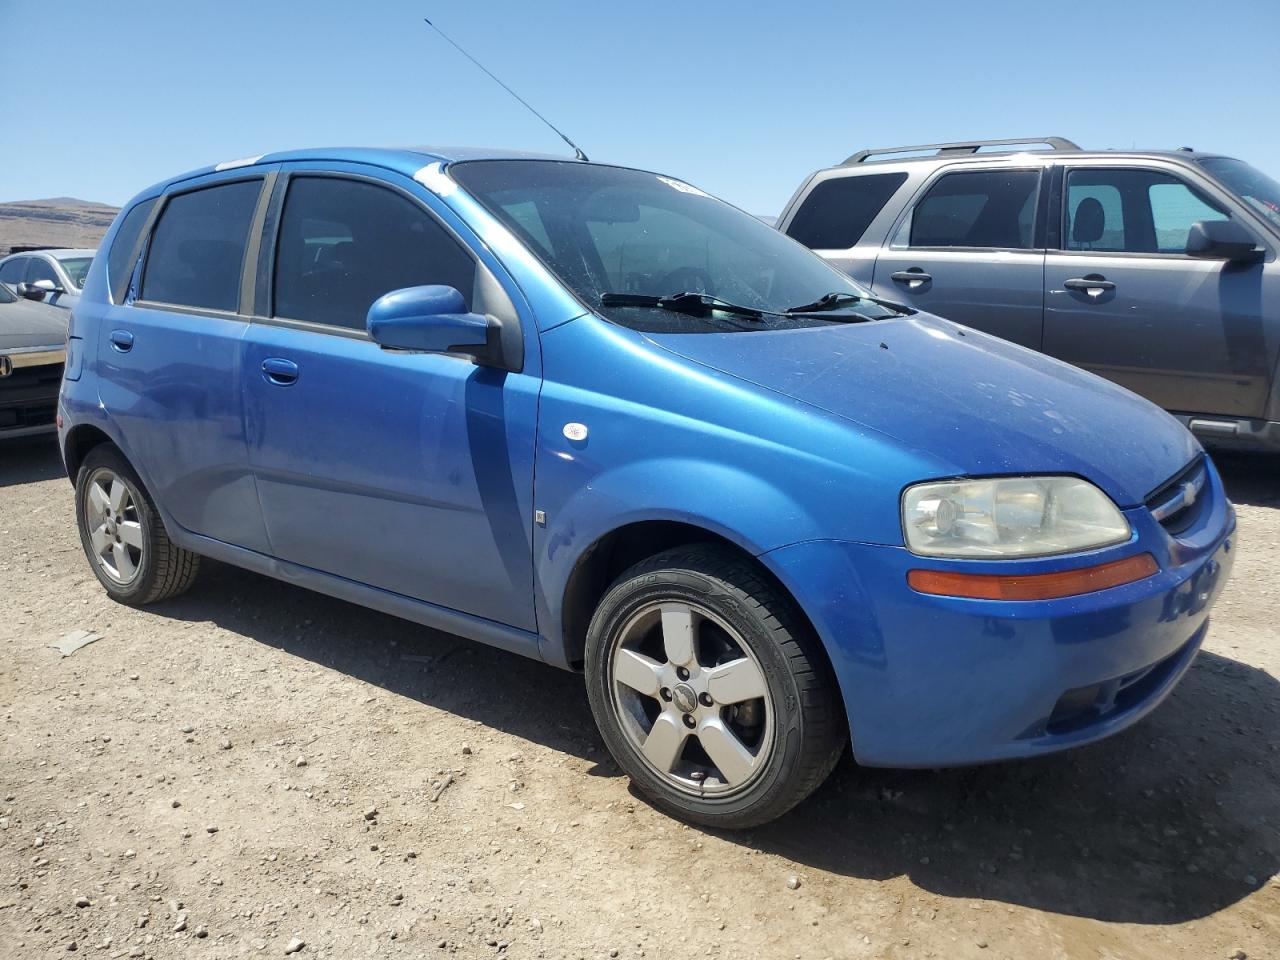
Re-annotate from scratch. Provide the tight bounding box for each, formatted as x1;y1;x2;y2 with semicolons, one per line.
533;457;819;667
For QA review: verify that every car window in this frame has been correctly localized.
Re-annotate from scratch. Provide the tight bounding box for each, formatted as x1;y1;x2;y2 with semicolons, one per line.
26;258;60;285
785;172;908;249
0;257;26;285
272;176;477;331
142;181;262;311
108;197;158;304
56;256;93;289
909;170;1040;249
1064;168;1229;254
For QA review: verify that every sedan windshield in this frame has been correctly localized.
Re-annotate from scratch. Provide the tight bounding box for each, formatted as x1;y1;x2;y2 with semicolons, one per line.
450;160;892;333
1199;157;1280;231
55;255;93;289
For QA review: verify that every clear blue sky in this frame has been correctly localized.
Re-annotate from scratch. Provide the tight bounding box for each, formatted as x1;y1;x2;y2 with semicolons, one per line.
3;0;1278;216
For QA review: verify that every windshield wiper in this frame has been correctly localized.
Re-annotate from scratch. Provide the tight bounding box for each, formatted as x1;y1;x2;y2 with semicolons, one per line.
785;291;915;317
600;291;765;320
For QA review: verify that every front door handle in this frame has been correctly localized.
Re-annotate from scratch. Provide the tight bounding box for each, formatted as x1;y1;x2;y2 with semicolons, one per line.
108;330;134;353
261;357;299;385
890;269;932;288
1063;275;1116;297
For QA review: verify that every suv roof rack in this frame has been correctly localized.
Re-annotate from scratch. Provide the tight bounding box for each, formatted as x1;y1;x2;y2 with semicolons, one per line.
842;137;1081;165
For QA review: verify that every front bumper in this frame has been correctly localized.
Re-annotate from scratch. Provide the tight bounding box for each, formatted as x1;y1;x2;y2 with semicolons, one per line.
0;346;64;438
763;460;1236;768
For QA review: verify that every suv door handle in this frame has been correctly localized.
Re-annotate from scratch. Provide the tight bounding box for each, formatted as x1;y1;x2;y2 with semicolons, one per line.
108;330;134;353
890;269;932;287
1063;275;1116;296
261;358;299;385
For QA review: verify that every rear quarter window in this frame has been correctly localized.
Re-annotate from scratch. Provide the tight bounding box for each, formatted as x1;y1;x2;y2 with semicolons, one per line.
106;198;158;304
785;172;907;249
141;180;263;312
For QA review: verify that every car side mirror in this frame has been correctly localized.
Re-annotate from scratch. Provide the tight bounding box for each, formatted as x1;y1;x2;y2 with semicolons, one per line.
366;285;508;368
1186;220;1263;263
16;279;62;301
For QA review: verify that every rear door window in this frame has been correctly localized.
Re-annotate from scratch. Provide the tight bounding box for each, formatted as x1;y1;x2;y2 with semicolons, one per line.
141;180;263;312
0;257;26;285
272;176;476;330
785;172;907;249
908;170;1040;249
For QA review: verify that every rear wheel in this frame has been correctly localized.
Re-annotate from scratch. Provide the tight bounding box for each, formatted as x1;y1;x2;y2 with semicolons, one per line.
75;445;200;605
585;544;846;828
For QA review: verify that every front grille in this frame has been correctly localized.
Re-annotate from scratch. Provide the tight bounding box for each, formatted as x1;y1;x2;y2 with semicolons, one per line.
1145;457;1208;535
0;361;62;432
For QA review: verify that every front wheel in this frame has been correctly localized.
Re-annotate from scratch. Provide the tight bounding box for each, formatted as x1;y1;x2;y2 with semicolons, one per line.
585;545;846;829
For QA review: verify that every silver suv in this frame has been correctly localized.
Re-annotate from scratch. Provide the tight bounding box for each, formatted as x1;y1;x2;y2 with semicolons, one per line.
779;137;1280;451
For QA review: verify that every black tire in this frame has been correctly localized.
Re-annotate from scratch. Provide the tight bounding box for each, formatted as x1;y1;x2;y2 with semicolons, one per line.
584;544;846;829
75;444;200;605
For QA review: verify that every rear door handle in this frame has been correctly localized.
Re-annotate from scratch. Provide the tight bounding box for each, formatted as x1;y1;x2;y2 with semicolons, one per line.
108;330;134;353
890;269;932;287
261;357;299;385
1063;275;1116;296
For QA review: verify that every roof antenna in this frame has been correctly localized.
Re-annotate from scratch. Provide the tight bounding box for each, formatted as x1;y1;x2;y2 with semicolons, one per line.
423;17;589;162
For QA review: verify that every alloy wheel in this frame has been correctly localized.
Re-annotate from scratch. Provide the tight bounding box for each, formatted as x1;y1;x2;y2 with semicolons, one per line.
84;469;144;584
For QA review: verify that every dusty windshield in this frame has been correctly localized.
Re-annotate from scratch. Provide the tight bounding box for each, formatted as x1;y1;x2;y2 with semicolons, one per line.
1199;157;1280;230
450;160;895;333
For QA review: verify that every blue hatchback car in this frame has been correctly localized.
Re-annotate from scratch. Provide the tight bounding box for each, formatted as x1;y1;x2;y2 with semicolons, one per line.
59;147;1236;827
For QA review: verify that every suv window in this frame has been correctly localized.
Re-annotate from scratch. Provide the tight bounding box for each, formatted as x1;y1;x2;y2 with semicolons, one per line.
785;172;908;249
273;176;477;331
1065;168;1229;254
108;198;158;304
0;257;26;285
142;181;262;311
909;170;1040;249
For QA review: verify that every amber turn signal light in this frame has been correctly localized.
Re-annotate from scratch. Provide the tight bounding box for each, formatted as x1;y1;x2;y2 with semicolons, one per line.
907;553;1159;601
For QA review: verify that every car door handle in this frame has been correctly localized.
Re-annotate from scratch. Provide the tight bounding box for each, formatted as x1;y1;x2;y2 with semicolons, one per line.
890;269;932;287
1063;276;1116;296
261;358;299;385
108;330;134;353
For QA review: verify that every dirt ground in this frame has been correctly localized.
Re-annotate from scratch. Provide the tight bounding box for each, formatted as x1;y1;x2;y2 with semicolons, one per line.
1;438;1277;960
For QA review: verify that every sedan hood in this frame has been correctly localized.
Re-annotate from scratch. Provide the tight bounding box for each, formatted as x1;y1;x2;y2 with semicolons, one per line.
644;314;1198;507
0;295;68;350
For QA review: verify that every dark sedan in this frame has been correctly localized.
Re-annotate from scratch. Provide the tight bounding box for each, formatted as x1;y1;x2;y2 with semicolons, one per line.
0;279;66;438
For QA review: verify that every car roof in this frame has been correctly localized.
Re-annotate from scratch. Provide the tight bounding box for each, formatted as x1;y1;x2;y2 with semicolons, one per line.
137;145;580;200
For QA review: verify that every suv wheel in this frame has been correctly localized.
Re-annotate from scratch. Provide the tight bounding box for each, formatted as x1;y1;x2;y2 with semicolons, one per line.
75;445;200;605
585;544;846;829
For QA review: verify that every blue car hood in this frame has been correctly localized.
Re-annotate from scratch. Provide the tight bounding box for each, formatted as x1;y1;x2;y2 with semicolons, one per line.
643;314;1199;508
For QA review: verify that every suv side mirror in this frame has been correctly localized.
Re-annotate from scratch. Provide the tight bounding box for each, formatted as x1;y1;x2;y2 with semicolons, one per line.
16;279;63;301
1186;220;1263;263
367;285;509;368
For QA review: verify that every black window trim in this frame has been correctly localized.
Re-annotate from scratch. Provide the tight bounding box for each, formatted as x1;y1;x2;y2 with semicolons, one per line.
251;169;496;342
132;172;274;320
1052;162;1267;261
887;164;1048;254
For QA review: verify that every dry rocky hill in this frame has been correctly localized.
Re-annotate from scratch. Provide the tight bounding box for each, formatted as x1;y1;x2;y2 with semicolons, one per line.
0;197;119;256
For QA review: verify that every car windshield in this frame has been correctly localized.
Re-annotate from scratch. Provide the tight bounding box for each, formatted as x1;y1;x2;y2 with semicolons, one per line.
450;160;893;333
55;255;93;289
1198;157;1280;230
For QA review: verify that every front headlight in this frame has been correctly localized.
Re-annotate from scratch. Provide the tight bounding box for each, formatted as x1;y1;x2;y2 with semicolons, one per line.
902;476;1131;558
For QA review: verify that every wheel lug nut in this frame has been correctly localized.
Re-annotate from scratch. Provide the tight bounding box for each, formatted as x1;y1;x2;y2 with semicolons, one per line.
698;692;714;707
676;667;690;681
682;714;696;729
659;687;672;702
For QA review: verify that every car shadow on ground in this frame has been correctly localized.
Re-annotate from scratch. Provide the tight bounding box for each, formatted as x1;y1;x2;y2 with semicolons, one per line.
0;436;65;487
5;440;1276;924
